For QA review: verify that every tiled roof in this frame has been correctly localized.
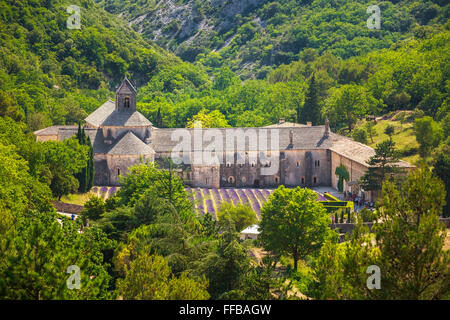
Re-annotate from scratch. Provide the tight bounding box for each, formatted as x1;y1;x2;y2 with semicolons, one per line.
108;131;155;155
101;110;152;127
84;100;115;127
329;133;414;168
34;125;77;136
150;126;334;153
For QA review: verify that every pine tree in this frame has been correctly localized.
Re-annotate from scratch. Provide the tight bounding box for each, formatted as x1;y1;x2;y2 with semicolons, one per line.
360;138;403;193
300;73;321;125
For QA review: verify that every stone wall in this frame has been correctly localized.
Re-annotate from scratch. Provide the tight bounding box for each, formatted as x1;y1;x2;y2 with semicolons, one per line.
106;154;154;185
331;151;371;200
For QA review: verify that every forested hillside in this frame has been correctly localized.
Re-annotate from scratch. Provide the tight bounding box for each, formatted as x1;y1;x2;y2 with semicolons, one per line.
136;29;449;133
96;0;449;78
0;0;210;130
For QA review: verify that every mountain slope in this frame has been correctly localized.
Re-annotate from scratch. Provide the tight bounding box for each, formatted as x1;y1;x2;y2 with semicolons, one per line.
0;0;210;129
96;0;449;78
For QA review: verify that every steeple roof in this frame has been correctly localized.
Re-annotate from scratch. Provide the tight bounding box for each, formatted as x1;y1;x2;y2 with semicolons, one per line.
116;77;137;95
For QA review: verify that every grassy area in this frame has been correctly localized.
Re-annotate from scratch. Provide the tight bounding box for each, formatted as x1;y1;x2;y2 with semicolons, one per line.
60;192;94;206
355;114;421;165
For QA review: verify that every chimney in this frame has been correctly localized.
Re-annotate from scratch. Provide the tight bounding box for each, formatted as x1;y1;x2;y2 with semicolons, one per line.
306;122;312;127
324;118;330;138
289;130;293;145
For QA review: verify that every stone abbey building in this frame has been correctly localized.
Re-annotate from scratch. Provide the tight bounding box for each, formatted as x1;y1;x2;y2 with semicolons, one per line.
35;78;413;200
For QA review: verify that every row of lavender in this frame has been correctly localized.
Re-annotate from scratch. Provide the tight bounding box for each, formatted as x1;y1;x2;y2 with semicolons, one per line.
91;186;119;200
185;188;277;218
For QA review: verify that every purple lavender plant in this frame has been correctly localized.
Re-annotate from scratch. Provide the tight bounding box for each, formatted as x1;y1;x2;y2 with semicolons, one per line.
244;189;261;215
254;189;266;204
206;199;215;217
237;189;250;204
220;189;231;203
228;189;240;206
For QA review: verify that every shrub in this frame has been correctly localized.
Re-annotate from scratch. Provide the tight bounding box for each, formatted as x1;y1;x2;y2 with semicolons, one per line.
385;124;395;136
352;128;368;144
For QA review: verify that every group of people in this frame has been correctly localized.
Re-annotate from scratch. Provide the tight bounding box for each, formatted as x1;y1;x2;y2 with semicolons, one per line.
344;191;375;210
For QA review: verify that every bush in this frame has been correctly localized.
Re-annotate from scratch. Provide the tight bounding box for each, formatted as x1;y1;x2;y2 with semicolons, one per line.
352;128;368;144
82;195;106;221
359;208;377;222
385;124;395;136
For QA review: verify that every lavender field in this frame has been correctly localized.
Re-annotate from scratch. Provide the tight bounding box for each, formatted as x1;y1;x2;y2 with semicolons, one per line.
90;186;327;219
185;188;327;218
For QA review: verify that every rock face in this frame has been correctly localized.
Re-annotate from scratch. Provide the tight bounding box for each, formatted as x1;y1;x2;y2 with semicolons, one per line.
99;0;266;61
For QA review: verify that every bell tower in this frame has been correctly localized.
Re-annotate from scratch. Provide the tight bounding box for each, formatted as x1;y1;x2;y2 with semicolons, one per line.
115;77;137;112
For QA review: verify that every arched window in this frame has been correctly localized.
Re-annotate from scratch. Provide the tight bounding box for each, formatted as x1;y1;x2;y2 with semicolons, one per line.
296;161;300;167
117;168;121;176
124;97;130;108
275;176;279;184
228;176;235;183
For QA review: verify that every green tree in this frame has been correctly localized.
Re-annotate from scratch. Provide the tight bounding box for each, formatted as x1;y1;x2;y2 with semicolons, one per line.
352;128;368;144
192;226;251;299
335;164;349;193
365;121;376;143
116;161;192;218
384;124;395;137
186;109;231;128
0;211;114;299
433;147;450;217
325;84;372;133
315;167;450;300
259;186;333;271
375;167;449;299
82;195;106;221
42;138;89;200
414;116;443;158
360;138;402;193
217;202;258;233
299;73;321;125
117;252;210;300
75;124;94;193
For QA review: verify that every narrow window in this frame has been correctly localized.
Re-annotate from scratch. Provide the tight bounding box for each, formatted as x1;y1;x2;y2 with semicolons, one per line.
124;97;130;108
301;177;305;184
117;168;121;176
313;177;317;184
296;161;300;167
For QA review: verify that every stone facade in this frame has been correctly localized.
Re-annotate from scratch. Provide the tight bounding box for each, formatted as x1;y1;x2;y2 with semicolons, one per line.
34;78;414;198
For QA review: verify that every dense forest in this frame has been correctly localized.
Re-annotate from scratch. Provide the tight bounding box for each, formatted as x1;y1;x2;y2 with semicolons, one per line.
0;0;449;301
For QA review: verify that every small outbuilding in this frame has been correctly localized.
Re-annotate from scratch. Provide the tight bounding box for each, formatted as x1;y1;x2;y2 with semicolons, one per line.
240;224;260;240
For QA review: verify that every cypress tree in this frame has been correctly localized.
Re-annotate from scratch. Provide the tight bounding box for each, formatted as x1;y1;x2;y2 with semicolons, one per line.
77;122;82;142
299;73;321;125
86;136;94;190
155;107;162;128
75;125;94;193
